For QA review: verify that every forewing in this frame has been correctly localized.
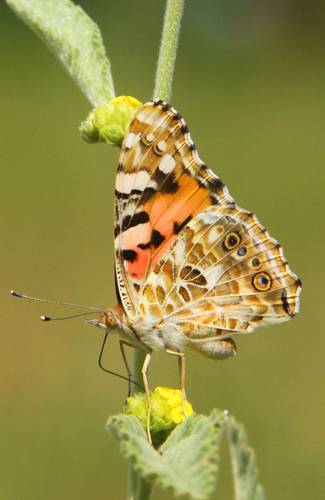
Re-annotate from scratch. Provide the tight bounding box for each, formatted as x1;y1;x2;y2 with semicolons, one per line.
114;101;234;317
139;204;302;341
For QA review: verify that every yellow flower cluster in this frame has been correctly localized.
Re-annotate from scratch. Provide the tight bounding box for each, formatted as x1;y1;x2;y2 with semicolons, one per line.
125;386;193;436
80;95;142;146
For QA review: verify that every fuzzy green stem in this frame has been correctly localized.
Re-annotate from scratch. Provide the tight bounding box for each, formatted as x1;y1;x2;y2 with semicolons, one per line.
153;0;185;102
135;477;153;500
127;348;147;500
127;465;138;500
131;348;147;394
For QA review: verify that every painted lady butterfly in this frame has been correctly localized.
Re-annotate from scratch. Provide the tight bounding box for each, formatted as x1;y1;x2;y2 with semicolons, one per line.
94;100;301;439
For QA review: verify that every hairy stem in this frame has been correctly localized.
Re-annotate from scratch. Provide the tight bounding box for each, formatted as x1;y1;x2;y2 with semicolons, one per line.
127;466;138;500
132;348;147;393
135;477;153;500
127;348;147;500
153;0;185;102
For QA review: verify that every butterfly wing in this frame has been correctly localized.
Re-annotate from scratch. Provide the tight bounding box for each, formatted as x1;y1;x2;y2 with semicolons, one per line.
115;101;234;318
139;204;301;355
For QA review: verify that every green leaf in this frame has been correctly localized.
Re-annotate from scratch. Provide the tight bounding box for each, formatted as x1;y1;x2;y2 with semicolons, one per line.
107;410;225;500
227;415;266;500
6;0;114;106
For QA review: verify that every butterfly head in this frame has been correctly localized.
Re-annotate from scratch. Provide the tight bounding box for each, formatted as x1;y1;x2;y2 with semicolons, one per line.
88;304;125;331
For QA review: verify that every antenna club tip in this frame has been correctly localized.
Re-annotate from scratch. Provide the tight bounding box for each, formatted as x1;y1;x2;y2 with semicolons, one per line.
11;290;23;297
40;315;51;321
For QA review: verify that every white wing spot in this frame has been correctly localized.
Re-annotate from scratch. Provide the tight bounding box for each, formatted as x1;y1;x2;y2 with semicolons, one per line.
146;133;155;142
137;110;157;125
117;170;151;194
135;170;151;190
197;210;222;225
157;140;167;152
208;227;221;245
159;154;176;174
125;132;141;149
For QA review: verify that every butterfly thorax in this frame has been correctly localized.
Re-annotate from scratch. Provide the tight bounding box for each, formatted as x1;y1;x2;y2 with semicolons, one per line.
130;315;188;352
97;304;186;352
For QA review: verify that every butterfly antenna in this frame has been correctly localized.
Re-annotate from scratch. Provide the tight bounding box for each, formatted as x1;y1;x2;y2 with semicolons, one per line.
98;332;144;391
10;290;100;311
11;291;143;389
40;311;100;322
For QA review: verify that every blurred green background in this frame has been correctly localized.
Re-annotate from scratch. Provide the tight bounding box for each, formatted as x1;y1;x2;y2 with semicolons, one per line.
1;1;324;499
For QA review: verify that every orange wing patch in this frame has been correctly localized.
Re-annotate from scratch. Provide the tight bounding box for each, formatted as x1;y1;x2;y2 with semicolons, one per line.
148;176;212;270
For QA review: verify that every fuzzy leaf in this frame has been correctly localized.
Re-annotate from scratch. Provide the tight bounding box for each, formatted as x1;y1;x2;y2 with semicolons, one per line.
227;416;266;500
6;0;114;105
107;409;225;500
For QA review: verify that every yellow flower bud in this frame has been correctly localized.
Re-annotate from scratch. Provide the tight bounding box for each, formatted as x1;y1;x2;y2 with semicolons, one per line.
125;386;194;444
80;95;142;146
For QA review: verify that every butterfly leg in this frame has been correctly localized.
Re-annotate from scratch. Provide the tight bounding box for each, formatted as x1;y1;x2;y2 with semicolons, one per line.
119;340;137;397
141;351;152;444
98;333;143;390
166;350;188;417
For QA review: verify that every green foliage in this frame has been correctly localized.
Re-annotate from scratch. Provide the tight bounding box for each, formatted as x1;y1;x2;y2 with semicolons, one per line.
108;410;266;500
107;410;225;500
6;0;114;106
227;416;266;500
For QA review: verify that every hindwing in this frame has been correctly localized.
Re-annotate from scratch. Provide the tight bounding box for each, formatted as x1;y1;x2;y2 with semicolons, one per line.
139;204;301;346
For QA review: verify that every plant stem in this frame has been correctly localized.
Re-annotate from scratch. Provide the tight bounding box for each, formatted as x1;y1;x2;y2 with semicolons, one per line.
127;348;147;500
132;348;147;393
153;0;185;102
135;477;153;500
127;463;138;500
127;350;153;500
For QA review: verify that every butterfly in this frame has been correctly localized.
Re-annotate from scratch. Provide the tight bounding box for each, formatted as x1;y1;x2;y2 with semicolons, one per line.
94;100;301;441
